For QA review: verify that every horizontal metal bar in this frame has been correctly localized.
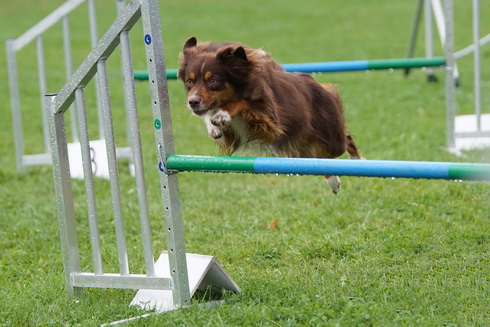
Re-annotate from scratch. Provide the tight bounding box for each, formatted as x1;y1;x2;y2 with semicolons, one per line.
13;0;86;51
115;146;132;158
22;153;52;166
455;131;490;138
455;33;490;59
21;148;131;167
71;273;172;290
52;0;142;115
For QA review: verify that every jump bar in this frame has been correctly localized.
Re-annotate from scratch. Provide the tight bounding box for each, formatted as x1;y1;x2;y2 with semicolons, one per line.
166;155;490;181
134;57;445;80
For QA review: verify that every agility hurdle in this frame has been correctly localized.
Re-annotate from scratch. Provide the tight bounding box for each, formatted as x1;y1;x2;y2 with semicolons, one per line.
444;0;490;154
46;0;487;322
46;0;238;316
6;0;134;178
164;155;490;182
133;57;445;81
407;0;490;153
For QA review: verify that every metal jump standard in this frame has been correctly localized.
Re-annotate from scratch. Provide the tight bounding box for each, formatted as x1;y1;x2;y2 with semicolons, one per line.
46;0;239;314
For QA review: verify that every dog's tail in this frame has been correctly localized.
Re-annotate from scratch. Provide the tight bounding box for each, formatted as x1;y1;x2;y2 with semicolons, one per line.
346;133;364;159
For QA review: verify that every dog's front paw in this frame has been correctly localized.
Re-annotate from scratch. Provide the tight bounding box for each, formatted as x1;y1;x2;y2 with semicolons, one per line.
211;110;231;126
209;126;223;139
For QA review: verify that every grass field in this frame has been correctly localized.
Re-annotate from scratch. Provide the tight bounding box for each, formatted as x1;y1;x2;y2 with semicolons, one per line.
1;0;489;326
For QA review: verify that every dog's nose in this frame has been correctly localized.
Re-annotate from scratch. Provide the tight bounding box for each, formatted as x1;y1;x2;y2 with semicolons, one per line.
188;99;200;108
187;94;201;109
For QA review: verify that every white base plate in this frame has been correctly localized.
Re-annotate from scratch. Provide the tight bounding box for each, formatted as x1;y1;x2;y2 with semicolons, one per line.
451;114;490;155
130;252;240;313
67;140;134;179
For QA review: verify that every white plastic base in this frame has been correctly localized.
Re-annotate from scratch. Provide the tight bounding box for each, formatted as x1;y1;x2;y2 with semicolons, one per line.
67;140;134;179
450;114;490;155
130;252;240;313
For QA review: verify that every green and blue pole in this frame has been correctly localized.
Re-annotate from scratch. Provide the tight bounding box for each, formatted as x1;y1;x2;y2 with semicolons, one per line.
164;155;490;181
134;57;445;81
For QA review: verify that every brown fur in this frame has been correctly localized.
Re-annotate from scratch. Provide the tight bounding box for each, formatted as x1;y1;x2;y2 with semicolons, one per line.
178;37;362;174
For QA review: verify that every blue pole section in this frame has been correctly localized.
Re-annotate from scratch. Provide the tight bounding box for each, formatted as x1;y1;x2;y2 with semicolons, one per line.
253;158;454;179
283;60;369;73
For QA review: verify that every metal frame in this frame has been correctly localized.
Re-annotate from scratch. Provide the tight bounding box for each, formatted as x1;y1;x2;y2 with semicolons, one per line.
6;0;132;173
46;0;238;312
406;0;489;152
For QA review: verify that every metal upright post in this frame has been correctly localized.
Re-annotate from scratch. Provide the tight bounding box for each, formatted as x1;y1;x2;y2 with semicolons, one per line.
75;87;103;275
140;0;191;308
120;27;155;276
424;0;436;81
6;38;24;173
472;0;482;132
405;0;423;76
36;36;51;155
62;15;79;143
444;0;456;150
88;0;104;139
97;60;130;275
46;94;82;296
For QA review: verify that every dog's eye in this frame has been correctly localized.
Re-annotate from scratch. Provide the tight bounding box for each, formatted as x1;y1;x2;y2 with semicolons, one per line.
185;79;194;86
209;79;219;86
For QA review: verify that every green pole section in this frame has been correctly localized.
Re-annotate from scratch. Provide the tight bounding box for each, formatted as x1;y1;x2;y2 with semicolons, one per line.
134;69;178;80
449;163;490;181
167;155;256;173
368;57;445;70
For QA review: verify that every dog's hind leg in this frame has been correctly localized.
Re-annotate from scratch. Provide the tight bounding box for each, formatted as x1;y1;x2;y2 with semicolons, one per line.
324;175;341;195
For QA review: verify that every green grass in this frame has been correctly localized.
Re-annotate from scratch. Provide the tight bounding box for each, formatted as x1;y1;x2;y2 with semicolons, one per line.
1;0;489;326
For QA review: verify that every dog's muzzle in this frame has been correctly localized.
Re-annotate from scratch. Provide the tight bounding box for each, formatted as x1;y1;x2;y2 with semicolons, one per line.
187;95;205;114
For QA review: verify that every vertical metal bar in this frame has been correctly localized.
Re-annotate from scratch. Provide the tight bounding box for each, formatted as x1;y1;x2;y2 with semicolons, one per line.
46;94;82;297
424;0;436;80
140;0;191;307
117;0;135;185
62;15;79;143
88;0;104;139
473;0;481;131
444;0;456;149
6;38;24;173
405;0;423;76
74;87;103;275
432;0;460;83
36;36;51;155
116;0;126;14
120;30;155;276
97;60;129;275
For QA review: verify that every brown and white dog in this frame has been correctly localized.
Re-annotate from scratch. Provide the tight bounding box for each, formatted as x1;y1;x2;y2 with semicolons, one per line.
178;37;362;194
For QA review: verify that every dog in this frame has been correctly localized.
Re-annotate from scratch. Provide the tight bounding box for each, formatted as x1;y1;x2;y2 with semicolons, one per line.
178;37;362;194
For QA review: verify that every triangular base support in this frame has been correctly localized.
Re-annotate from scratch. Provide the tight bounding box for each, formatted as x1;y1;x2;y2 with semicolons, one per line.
130;251;240;313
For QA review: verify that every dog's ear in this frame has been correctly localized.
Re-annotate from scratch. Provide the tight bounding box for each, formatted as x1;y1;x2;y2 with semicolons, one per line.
183;37;197;50
177;68;185;80
217;46;248;63
233;47;248;61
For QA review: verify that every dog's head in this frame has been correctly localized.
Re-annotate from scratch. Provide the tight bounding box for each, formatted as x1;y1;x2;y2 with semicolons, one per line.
178;37;253;115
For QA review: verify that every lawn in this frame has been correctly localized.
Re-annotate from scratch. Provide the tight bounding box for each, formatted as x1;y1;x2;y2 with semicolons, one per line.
0;0;489;326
